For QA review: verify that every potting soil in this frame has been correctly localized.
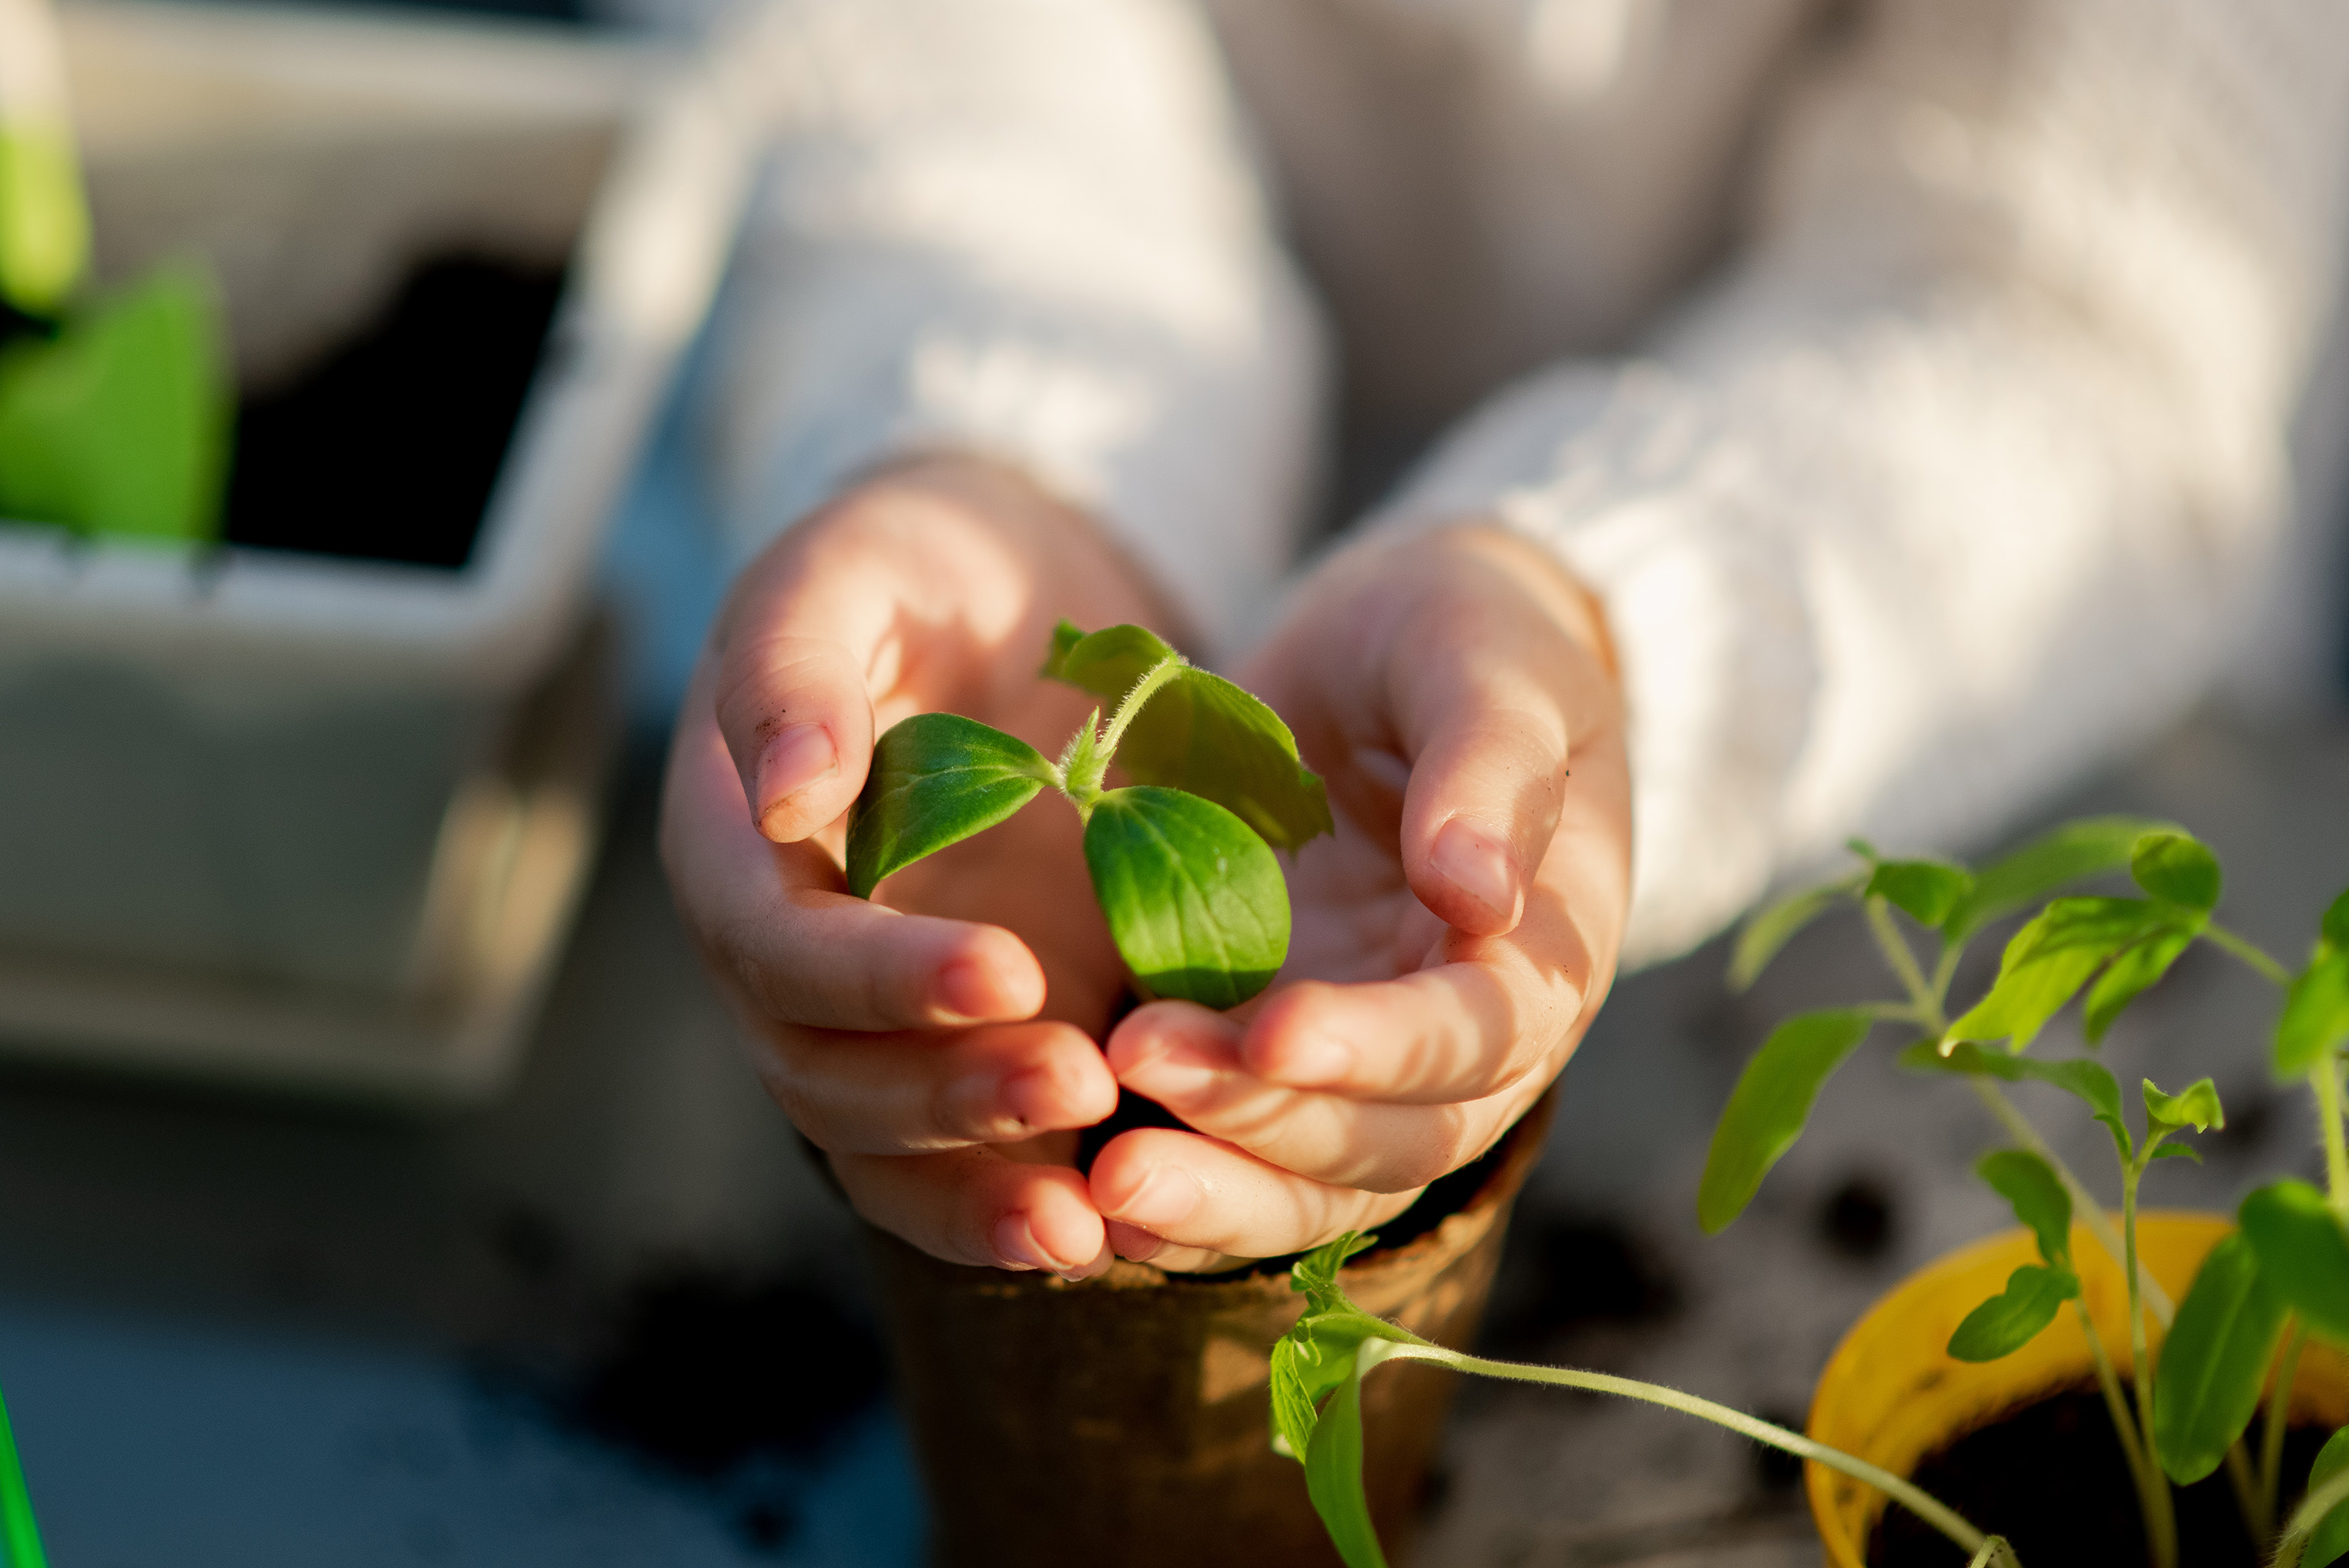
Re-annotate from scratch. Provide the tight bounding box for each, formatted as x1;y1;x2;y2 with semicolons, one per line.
1869;1385;2331;1566
225;253;564;569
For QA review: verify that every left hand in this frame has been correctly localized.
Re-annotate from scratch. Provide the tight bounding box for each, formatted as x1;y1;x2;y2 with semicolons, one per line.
1087;524;1633;1271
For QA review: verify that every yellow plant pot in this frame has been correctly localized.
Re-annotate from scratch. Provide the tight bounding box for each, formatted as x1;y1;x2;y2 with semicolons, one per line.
1807;1211;2349;1567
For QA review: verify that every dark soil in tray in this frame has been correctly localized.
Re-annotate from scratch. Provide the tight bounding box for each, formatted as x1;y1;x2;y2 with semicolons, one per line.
1871;1385;2331;1566
224;253;565;569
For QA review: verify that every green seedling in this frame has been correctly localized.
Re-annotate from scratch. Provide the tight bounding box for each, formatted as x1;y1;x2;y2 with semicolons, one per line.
1704;820;2349;1568
845;622;1332;1006
1268;1232;2016;1568
0;0;230;546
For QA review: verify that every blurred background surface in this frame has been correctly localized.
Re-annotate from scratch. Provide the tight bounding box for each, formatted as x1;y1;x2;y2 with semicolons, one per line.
1;0;2346;1563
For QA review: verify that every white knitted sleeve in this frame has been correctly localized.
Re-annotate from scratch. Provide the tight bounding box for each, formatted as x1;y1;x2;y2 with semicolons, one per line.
695;0;1326;656
1382;0;2349;967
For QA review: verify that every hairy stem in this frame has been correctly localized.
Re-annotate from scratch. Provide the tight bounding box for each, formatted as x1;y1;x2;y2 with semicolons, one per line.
2206;924;2294;988
2273;1464;2349;1568
1095;656;1184;767
2227;1441;2268;1549
2123;1158;2179;1568
2260;1321;2309;1542
1372;1342;1997;1560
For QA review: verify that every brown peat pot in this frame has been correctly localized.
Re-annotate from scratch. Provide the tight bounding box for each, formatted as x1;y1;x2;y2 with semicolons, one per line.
866;1090;1558;1567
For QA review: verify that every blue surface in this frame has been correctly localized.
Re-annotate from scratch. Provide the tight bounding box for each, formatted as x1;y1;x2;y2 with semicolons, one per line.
0;1298;920;1566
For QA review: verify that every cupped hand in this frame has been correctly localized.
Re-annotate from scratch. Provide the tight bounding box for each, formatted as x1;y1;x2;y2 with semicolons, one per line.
658;454;1176;1279
1088;524;1633;1272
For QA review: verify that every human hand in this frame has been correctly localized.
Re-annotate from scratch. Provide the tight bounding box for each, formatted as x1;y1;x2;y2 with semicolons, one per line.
1088;524;1632;1271
658;455;1174;1280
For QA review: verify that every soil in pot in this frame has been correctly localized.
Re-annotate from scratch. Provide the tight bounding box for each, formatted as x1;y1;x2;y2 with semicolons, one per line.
224;253;564;569
1869;1385;2331;1567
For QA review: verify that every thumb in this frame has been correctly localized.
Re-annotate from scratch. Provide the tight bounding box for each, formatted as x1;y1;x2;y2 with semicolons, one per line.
1388;540;1611;936
713;625;877;845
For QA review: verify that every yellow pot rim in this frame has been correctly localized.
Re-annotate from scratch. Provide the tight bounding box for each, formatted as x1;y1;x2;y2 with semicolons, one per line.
1805;1210;2349;1568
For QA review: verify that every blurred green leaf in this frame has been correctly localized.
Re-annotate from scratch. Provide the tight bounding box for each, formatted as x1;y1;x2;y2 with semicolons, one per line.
1867;859;1975;930
1728;872;1865;991
2130;831;2223;911
2324;889;2349;952
2307;1428;2349;1568
1945;898;2186;1054
2143;1076;2223;1137
2239;1181;2349;1345
2277;951;2349;1080
2082;926;2195;1044
0;123;90;316
1976;1149;2071;1266
1943;816;2175;943
1084;786;1289;1008
1698;1010;1875;1233
2152;1232;2289;1484
1045;623;1333;851
1947;1265;2079;1362
845;713;1054;898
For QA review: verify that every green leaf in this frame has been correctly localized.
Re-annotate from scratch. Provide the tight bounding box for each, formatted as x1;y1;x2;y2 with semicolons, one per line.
0;123;91;316
1044;624;1334;852
844;713;1054;898
1084;786;1290;1008
1943;816;2176;943
2081;926;2196;1044
1728;872;1865;991
1039;619;1087;680
1302;1356;1389;1568
2325;888;2349;952
1902;1041;2133;1161
1976;1149;2072;1267
1292;1231;1377;1308
1866;859;1975;930
2277;951;2349;1079
2143;1076;2223;1137
1268;1335;1319;1462
2149;1143;2203;1164
2307;1427;2349;1568
2150;1232;2289;1484
1697;1009;1875;1233
0;260;230;542
2130;831;2223;911
1944;897;2180;1053
1946;1264;2080;1362
2239;1181;2349;1345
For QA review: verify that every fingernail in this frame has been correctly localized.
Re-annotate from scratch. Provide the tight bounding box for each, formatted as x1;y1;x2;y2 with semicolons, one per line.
933;958;995;1021
1433;816;1520;926
1109;1164;1202;1230
992;1213;1053;1271
997;1065;1060;1129
1268;1027;1352;1087
753;723;836;824
1106;1221;1166;1263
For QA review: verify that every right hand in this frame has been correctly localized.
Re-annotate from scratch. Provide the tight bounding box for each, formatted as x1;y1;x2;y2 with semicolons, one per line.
658;455;1176;1278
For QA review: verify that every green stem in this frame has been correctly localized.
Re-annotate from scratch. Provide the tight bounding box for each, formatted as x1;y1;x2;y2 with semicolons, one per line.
1930;941;1965;1011
2260;1322;2308;1543
2123;1158;2179;1568
1095;656;1185;766
2314;1060;2349;1223
1372;1342;1998;1560
1059;655;1186;806
1866;899;1938;1022
2227;1440;2269;1549
2273;1464;2349;1568
1967;1078;2174;1326
2077;1298;2153;1493
2206;924;2294;988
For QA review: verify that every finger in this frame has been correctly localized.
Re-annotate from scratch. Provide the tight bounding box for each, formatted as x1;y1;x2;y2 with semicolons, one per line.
833;1145;1112;1279
663;692;1048;1030
1386;566;1589;938
1105;1000;1533;1191
1089;1128;1421;1267
711;544;900;845
756;1020;1119;1156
